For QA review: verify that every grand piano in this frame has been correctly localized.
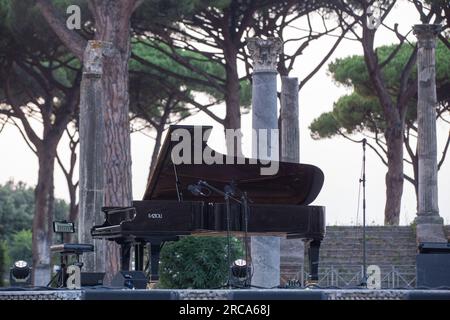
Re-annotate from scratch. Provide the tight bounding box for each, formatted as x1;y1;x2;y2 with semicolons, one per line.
92;125;326;283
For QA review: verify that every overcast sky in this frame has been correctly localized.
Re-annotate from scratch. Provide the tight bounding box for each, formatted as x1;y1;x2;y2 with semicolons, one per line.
0;1;449;226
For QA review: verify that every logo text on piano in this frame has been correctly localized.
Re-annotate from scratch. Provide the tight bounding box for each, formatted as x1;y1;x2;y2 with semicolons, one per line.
147;212;163;219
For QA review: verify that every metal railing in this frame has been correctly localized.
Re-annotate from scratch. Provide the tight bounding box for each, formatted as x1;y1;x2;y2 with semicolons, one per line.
287;265;416;289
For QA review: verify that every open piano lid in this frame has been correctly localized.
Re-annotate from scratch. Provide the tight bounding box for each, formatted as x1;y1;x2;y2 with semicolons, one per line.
143;125;324;205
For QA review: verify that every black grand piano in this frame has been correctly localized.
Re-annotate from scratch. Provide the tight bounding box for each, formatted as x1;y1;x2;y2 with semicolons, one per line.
92;125;325;283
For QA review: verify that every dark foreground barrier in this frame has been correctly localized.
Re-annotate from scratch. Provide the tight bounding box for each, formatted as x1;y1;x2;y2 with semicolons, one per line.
1;289;450;300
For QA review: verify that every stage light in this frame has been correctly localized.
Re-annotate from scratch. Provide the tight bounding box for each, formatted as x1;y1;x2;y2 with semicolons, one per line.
10;260;32;287
231;259;248;279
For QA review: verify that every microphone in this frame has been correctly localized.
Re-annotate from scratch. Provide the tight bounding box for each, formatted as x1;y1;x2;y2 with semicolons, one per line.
188;184;207;196
224;184;235;196
197;180;207;187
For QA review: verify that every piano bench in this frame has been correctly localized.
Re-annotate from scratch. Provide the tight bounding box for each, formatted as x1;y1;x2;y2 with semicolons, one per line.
50;243;94;255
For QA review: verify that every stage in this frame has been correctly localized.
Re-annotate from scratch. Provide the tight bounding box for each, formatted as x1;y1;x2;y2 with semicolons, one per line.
1;288;450;300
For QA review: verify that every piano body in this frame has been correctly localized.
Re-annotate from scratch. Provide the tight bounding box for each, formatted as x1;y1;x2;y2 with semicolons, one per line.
92;125;326;282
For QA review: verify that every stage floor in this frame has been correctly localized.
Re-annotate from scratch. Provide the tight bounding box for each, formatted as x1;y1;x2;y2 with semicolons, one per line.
1;288;450;300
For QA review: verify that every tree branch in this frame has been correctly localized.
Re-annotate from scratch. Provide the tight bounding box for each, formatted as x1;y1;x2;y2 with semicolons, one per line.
35;0;87;60
130;53;224;93
4;77;41;148
8;117;38;155
397;47;418;116
299;25;349;90
337;130;388;166
439;35;450;50
438;130;450;170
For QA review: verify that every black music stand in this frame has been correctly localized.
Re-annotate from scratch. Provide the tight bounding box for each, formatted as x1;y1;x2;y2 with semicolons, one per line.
49;221;95;287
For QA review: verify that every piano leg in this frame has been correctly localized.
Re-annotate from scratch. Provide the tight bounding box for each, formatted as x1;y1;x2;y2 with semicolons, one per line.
135;243;144;271
149;243;162;281
308;239;321;282
120;242;131;271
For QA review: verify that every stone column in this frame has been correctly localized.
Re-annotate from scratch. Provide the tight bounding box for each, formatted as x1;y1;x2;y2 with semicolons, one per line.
280;76;300;162
247;37;282;288
248;37;282;159
413;24;446;243
78;41;110;271
280;76;305;285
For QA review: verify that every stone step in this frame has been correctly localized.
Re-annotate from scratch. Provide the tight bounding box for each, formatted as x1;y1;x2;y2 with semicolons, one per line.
320;257;416;261
323;236;415;240
321;251;415;256
318;265;416;269
319;243;417;249
320;258;416;264
322;235;415;241
320;251;417;256
321;245;416;250
321;248;415;253
325;229;414;233
320;259;416;264
320;257;416;263
323;231;415;235
324;231;415;235
320;242;417;247
319;257;415;266
321;256;415;260
324;231;414;236
320;248;417;254
318;266;416;271
320;261;416;266
320;248;417;253
326;226;413;231
320;254;416;259
279;226;417;286
323;239;415;244
324;231;414;237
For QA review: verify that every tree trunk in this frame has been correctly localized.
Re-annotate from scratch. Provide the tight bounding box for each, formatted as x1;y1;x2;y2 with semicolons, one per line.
362;27;407;226
93;2;135;282
32;145;57;286
224;45;242;155
384;125;404;225
36;0;141;282
64;183;78;243
224;61;241;130
68;178;78;222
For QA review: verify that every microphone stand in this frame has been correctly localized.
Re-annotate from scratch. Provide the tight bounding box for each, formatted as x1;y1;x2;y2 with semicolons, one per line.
198;181;238;289
360;138;367;287
198;180;252;288
198;180;242;204
241;191;251;287
224;191;232;289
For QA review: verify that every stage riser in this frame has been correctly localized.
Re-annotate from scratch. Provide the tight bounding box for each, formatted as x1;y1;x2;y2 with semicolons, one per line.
1;289;450;300
417;254;450;288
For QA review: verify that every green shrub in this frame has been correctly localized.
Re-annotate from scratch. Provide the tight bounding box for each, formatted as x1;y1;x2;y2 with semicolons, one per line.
9;229;32;264
0;241;5;286
158;236;243;289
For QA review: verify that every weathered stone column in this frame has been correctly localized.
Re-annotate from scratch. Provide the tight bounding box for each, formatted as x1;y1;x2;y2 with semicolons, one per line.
78;41;110;271
280;76;300;162
280;76;305;285
247;37;282;288
413;24;446;243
